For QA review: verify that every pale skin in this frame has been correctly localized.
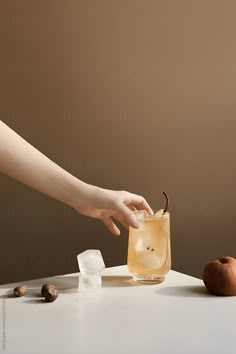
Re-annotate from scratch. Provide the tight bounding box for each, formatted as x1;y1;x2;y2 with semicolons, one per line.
0;120;153;236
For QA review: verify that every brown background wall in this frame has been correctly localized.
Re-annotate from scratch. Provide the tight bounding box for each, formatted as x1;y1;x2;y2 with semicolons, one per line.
1;0;236;284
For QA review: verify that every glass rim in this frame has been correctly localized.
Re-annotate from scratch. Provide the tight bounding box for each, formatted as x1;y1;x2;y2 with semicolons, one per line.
132;209;170;220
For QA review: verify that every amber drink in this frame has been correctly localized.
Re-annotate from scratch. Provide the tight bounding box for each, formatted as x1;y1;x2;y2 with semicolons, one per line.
127;210;171;284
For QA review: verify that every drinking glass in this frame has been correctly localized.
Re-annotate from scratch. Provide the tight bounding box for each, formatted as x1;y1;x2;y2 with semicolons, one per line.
127;210;171;284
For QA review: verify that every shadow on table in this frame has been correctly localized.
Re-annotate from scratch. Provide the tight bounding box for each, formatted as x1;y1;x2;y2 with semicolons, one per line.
0;291;15;299
0;290;45;303
156;285;211;298
102;275;140;287
0;275;141;302
0;276;80;301
23;298;46;304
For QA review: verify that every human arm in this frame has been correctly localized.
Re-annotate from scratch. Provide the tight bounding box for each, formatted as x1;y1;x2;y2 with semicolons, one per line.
0;120;153;235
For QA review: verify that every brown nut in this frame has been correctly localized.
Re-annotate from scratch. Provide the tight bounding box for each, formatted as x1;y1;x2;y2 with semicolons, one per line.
41;283;55;297
44;286;59;302
13;285;28;297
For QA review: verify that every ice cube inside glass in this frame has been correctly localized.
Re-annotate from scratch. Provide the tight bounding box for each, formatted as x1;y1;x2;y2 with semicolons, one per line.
127;209;171;284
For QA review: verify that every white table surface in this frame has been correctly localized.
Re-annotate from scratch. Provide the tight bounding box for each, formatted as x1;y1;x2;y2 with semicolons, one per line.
0;265;236;353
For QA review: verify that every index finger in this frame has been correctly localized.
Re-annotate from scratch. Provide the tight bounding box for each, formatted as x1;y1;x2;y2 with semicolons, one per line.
125;194;153;215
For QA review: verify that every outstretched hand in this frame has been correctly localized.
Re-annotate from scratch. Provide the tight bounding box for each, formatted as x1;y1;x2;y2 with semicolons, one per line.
0;121;153;236
72;184;153;236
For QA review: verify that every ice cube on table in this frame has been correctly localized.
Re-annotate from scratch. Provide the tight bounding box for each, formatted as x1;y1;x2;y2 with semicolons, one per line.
79;273;102;290
77;249;105;275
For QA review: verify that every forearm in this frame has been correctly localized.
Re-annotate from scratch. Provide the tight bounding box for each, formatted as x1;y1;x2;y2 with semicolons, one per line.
0;120;85;207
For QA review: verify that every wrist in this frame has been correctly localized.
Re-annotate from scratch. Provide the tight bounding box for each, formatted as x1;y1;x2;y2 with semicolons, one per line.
60;172;88;209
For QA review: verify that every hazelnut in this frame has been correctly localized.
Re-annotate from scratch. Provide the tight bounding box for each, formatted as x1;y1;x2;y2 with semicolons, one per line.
13;285;28;297
41;283;55;297
44;285;59;302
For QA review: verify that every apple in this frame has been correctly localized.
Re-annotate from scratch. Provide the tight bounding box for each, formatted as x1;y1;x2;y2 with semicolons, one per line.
203;256;236;296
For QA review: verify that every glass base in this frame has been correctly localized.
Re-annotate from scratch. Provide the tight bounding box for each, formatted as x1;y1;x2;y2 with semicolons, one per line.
132;274;165;284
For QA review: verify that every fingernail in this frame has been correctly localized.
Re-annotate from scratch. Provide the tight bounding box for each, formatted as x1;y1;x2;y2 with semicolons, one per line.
132;219;140;228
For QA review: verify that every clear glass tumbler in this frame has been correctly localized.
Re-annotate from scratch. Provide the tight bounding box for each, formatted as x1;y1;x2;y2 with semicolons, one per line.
127;210;171;284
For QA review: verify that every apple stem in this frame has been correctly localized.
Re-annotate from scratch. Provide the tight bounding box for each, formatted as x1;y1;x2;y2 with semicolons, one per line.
163;192;169;214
